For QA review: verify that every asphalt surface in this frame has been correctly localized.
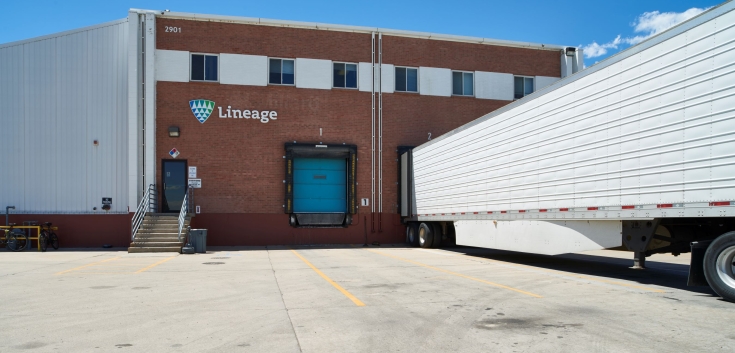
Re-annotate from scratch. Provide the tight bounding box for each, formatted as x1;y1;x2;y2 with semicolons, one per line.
1;245;733;352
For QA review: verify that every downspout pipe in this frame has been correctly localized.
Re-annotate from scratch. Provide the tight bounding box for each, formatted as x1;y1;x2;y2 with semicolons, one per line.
6;206;15;226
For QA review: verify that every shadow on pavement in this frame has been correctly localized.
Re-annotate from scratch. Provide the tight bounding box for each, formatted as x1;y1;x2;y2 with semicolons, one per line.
439;246;717;297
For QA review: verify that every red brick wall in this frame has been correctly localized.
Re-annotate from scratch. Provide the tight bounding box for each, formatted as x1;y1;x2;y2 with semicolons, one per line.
155;18;559;245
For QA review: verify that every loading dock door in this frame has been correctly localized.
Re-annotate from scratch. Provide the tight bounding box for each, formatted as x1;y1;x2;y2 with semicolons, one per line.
293;158;347;213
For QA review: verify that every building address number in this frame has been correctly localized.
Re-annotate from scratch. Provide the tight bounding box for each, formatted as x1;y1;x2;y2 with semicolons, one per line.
165;26;181;33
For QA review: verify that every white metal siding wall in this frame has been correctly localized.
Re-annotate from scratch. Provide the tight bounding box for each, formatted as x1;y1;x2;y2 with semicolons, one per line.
0;20;129;214
412;7;735;216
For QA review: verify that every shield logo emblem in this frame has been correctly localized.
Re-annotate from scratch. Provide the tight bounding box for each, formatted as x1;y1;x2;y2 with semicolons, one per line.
189;99;215;124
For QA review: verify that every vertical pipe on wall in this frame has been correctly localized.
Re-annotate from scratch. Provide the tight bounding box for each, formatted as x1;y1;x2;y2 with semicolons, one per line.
378;33;383;232
143;13;156;209
127;11;142;210
140;15;146;194
371;32;375;233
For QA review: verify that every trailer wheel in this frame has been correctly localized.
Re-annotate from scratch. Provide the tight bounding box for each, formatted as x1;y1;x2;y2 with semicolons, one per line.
406;223;419;247
418;223;434;248
703;231;735;302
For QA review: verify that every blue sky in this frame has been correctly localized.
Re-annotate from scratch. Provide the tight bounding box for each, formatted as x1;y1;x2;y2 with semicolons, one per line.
1;0;722;66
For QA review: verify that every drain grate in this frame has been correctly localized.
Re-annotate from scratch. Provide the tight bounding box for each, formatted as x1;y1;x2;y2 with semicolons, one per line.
210;257;230;259
202;262;225;265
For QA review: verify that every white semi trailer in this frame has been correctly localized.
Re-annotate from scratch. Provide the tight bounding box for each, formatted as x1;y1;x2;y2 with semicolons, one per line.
399;1;735;302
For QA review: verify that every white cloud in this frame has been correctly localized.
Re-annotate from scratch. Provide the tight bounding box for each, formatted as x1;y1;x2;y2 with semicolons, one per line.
582;7;709;59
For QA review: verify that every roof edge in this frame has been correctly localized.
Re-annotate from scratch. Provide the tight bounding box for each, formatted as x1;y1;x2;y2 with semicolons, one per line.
0;18;128;49
155;10;570;51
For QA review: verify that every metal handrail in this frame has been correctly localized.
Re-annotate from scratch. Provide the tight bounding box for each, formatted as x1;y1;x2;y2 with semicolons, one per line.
177;189;188;242
131;184;155;241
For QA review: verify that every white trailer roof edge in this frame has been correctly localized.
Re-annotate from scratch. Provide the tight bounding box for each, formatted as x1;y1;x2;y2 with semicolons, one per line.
0;18;129;49
413;0;735;153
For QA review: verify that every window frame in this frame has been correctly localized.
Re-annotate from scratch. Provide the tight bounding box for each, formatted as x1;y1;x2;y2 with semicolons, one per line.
189;53;220;82
394;66;419;93
268;58;296;86
332;62;359;89
451;70;475;97
513;75;535;99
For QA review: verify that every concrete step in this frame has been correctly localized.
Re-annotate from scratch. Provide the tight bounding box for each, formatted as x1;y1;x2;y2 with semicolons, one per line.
140;222;189;228
138;228;188;232
132;237;183;242
135;231;180;238
128;246;181;253
140;223;190;228
130;242;183;247
135;232;184;238
142;220;181;225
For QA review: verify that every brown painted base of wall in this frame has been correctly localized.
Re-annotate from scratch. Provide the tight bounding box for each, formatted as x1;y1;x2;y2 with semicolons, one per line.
5;213;405;248
7;214;132;248
190;213;406;246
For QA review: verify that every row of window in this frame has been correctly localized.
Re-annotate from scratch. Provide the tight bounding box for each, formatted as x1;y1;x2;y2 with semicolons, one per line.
190;54;536;98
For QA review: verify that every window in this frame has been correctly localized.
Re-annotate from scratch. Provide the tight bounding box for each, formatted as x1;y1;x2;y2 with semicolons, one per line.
269;59;295;85
190;54;218;82
333;63;358;89
452;71;474;96
514;76;535;99
395;67;418;92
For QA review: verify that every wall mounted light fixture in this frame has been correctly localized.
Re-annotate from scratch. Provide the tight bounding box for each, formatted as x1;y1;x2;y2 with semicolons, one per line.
168;126;180;137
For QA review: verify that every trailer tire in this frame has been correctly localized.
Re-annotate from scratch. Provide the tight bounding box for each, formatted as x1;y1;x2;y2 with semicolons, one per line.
418;223;434;248
703;231;735;302
406;223;419;247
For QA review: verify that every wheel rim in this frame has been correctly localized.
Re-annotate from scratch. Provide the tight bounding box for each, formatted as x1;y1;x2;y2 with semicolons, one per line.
419;227;426;246
715;245;735;289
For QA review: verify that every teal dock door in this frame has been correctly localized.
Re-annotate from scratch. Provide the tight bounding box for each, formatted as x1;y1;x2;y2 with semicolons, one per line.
292;158;347;213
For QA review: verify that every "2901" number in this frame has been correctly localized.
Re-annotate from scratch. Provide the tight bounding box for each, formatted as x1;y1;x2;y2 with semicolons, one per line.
165;26;181;33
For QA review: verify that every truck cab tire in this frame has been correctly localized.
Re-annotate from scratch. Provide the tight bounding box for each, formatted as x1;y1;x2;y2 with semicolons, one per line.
406;223;420;247
703;231;735;302
418;223;434;248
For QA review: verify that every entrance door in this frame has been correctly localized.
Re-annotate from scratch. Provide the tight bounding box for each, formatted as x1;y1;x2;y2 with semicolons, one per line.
293;158;347;213
162;160;187;213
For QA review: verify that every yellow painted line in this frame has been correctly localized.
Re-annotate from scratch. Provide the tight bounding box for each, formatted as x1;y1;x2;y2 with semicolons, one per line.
471;256;666;293
290;249;366;307
55;256;121;275
367;249;542;298
135;256;177;273
73;272;138;274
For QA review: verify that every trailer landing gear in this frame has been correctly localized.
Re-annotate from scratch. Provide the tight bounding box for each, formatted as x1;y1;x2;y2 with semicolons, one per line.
632;251;646;269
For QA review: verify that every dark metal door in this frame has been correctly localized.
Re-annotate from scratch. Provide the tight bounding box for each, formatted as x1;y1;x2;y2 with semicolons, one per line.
162;160;187;213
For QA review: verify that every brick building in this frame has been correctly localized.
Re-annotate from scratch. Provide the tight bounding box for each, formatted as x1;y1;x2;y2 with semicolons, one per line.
0;9;582;247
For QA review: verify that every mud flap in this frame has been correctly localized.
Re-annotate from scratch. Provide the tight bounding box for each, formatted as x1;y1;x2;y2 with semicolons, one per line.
688;240;712;286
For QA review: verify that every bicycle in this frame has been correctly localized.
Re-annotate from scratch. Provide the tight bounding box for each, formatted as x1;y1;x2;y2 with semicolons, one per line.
39;222;59;252
1;223;28;252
